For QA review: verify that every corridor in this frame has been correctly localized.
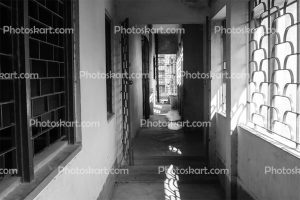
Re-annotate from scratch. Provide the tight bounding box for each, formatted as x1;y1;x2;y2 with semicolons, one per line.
0;0;299;199
112;116;224;200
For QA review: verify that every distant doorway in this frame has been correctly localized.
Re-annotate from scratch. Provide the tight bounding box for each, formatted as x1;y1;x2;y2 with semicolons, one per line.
157;54;177;105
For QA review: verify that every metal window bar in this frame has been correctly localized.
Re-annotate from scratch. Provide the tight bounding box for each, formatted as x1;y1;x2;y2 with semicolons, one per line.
249;0;300;149
0;0;75;182
0;0;18;181
28;0;68;155
297;0;300;150
121;18;132;165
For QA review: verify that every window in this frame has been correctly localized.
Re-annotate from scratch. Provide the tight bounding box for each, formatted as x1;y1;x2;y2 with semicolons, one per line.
29;0;69;155
0;0;78;183
0;0;17;182
159;85;166;94
105;14;113;117
248;0;299;149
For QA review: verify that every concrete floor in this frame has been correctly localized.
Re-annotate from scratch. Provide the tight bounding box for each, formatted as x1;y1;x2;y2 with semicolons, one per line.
111;115;225;200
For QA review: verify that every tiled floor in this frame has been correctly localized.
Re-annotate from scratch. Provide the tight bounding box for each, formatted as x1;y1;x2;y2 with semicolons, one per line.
111;115;225;200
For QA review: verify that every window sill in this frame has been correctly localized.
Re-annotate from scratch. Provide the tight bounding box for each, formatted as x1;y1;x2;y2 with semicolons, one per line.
238;124;300;160
1;143;82;200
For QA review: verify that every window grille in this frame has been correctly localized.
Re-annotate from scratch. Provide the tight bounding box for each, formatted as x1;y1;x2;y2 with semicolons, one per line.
248;0;300;149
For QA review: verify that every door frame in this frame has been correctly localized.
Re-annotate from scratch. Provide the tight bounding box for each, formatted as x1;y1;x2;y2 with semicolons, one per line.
120;18;133;165
142;36;150;119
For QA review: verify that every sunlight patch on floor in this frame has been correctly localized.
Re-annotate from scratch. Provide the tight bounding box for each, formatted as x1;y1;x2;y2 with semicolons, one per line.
164;165;181;200
169;146;182;155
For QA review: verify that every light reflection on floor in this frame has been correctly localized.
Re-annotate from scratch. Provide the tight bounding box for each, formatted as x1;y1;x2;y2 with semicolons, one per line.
169;146;182;155
164;165;181;200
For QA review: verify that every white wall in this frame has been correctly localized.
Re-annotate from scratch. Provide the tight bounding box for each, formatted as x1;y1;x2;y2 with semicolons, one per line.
215;113;228;166
33;0;123;199
225;0;249;163
237;127;300;200
209;1;249;199
225;1;249;199
228;0;248;119
209;18;225;168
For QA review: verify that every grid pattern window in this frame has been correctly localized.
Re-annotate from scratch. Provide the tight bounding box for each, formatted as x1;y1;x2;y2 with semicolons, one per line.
248;0;300;149
0;0;17;181
0;0;76;183
29;0;67;155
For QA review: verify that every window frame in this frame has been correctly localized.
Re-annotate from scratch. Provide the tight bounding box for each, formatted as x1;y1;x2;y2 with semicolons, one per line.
0;0;81;186
247;0;300;150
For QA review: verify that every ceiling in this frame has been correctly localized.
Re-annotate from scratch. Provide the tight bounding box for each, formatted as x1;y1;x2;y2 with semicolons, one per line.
180;0;209;8
116;0;209;8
